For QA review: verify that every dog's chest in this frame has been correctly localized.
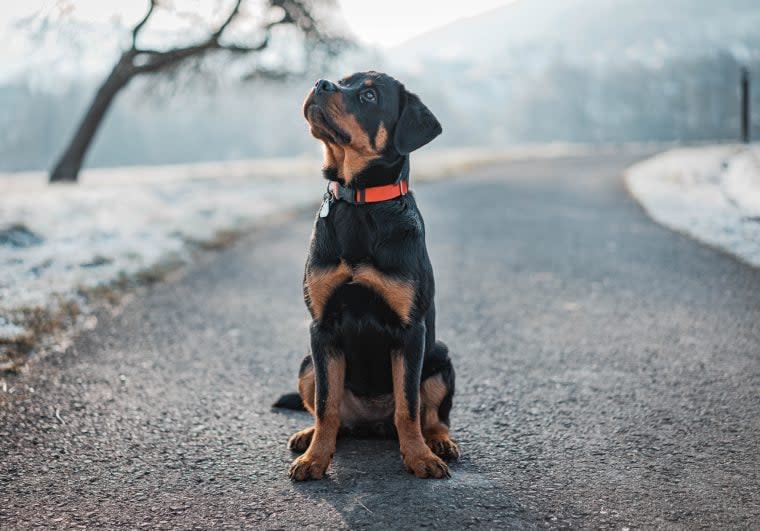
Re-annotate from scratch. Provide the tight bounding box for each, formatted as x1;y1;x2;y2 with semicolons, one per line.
328;207;379;263
306;203;420;324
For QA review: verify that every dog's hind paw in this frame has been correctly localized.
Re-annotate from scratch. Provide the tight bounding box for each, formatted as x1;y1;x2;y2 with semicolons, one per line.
288;426;315;452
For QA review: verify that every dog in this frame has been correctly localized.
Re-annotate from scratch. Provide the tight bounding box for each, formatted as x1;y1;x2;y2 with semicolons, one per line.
275;71;458;481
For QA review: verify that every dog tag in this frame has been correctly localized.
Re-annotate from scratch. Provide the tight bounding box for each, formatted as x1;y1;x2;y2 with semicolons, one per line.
319;194;331;218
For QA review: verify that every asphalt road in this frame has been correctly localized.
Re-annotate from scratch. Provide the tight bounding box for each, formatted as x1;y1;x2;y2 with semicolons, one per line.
2;154;760;529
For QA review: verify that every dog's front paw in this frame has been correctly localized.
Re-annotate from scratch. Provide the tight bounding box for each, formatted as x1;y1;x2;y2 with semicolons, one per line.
401;448;450;479
426;434;460;461
289;452;331;481
288;427;315;452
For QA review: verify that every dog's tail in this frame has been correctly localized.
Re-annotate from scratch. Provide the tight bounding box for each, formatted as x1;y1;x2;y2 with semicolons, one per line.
272;392;306;411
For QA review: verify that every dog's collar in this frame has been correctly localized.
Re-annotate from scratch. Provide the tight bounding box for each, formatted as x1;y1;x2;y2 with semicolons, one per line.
327;156;410;205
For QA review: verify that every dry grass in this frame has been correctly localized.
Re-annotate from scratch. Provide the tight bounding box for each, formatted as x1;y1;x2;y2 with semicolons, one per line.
0;301;81;373
184;228;245;251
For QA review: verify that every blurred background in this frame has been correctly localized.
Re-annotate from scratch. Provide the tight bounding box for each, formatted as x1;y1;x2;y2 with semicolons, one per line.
2;0;759;173
1;0;759;365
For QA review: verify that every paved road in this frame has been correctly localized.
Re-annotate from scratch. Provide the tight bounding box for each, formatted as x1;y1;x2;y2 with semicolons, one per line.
2;154;760;529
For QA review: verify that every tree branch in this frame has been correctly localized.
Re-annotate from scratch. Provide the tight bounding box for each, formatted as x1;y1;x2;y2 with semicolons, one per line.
131;0;157;50
126;1;345;78
47;0;350;183
132;43;214;74
217;37;270;54
132;34;270;74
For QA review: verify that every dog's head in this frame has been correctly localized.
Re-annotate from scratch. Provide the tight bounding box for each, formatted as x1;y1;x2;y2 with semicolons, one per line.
303;71;442;187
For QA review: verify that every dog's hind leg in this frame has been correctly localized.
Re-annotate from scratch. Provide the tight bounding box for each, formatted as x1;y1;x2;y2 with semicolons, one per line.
392;323;450;479
420;343;459;461
289;325;345;481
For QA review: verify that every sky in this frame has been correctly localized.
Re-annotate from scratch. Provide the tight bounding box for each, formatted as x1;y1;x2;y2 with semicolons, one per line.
1;0;514;48
0;0;514;82
338;0;513;47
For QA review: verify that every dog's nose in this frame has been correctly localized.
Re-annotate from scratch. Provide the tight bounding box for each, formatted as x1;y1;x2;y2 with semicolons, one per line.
314;79;336;95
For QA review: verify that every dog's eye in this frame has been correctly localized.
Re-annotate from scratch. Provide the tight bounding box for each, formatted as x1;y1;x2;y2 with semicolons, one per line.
360;89;377;104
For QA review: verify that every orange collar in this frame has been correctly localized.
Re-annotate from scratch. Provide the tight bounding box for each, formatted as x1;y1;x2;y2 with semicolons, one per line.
327;156;411;205
328;178;409;204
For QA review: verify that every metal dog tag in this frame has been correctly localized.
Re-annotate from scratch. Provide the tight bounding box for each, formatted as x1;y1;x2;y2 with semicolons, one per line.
319;194;331;218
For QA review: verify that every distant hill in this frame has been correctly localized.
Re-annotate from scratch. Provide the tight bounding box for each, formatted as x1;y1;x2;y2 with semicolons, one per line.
382;0;760;147
391;0;760;67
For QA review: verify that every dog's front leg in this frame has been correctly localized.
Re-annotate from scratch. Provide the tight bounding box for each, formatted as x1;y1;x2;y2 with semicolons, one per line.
289;324;344;481
392;322;450;479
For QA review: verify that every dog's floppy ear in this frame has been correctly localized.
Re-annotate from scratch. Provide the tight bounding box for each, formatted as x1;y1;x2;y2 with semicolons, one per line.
393;89;442;155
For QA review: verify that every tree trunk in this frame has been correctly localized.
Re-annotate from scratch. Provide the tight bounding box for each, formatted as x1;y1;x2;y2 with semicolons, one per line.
49;54;135;183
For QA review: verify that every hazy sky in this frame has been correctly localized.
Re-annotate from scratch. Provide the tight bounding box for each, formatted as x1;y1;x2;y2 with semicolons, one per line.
0;0;514;81
339;0;513;46
1;0;514;48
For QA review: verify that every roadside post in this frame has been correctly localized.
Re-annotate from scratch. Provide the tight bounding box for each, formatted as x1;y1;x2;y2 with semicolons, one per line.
741;67;750;143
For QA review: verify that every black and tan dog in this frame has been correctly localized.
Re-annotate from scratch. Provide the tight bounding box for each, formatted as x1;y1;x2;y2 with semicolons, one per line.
275;71;458;481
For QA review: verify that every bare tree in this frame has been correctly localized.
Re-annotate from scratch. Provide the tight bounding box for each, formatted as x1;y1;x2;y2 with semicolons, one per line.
49;0;346;183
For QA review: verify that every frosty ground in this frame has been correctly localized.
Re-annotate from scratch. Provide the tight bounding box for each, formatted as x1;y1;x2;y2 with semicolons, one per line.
0;144;605;371
626;144;760;267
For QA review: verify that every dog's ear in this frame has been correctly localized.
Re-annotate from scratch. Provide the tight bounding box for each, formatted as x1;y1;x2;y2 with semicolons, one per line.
393;89;442;155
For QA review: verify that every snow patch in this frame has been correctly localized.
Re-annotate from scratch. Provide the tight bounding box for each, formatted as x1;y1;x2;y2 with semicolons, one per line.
0;158;324;355
625;144;760;267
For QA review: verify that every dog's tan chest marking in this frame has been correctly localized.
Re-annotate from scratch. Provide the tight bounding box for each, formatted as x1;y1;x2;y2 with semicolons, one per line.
305;261;353;320
305;260;415;324
352;265;415;324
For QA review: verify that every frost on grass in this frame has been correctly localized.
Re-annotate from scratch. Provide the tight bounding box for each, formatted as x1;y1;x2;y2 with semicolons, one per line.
0;159;323;369
625;144;760;267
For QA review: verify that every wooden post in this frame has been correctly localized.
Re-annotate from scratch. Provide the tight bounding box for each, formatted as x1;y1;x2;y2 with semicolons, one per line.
741;67;750;144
